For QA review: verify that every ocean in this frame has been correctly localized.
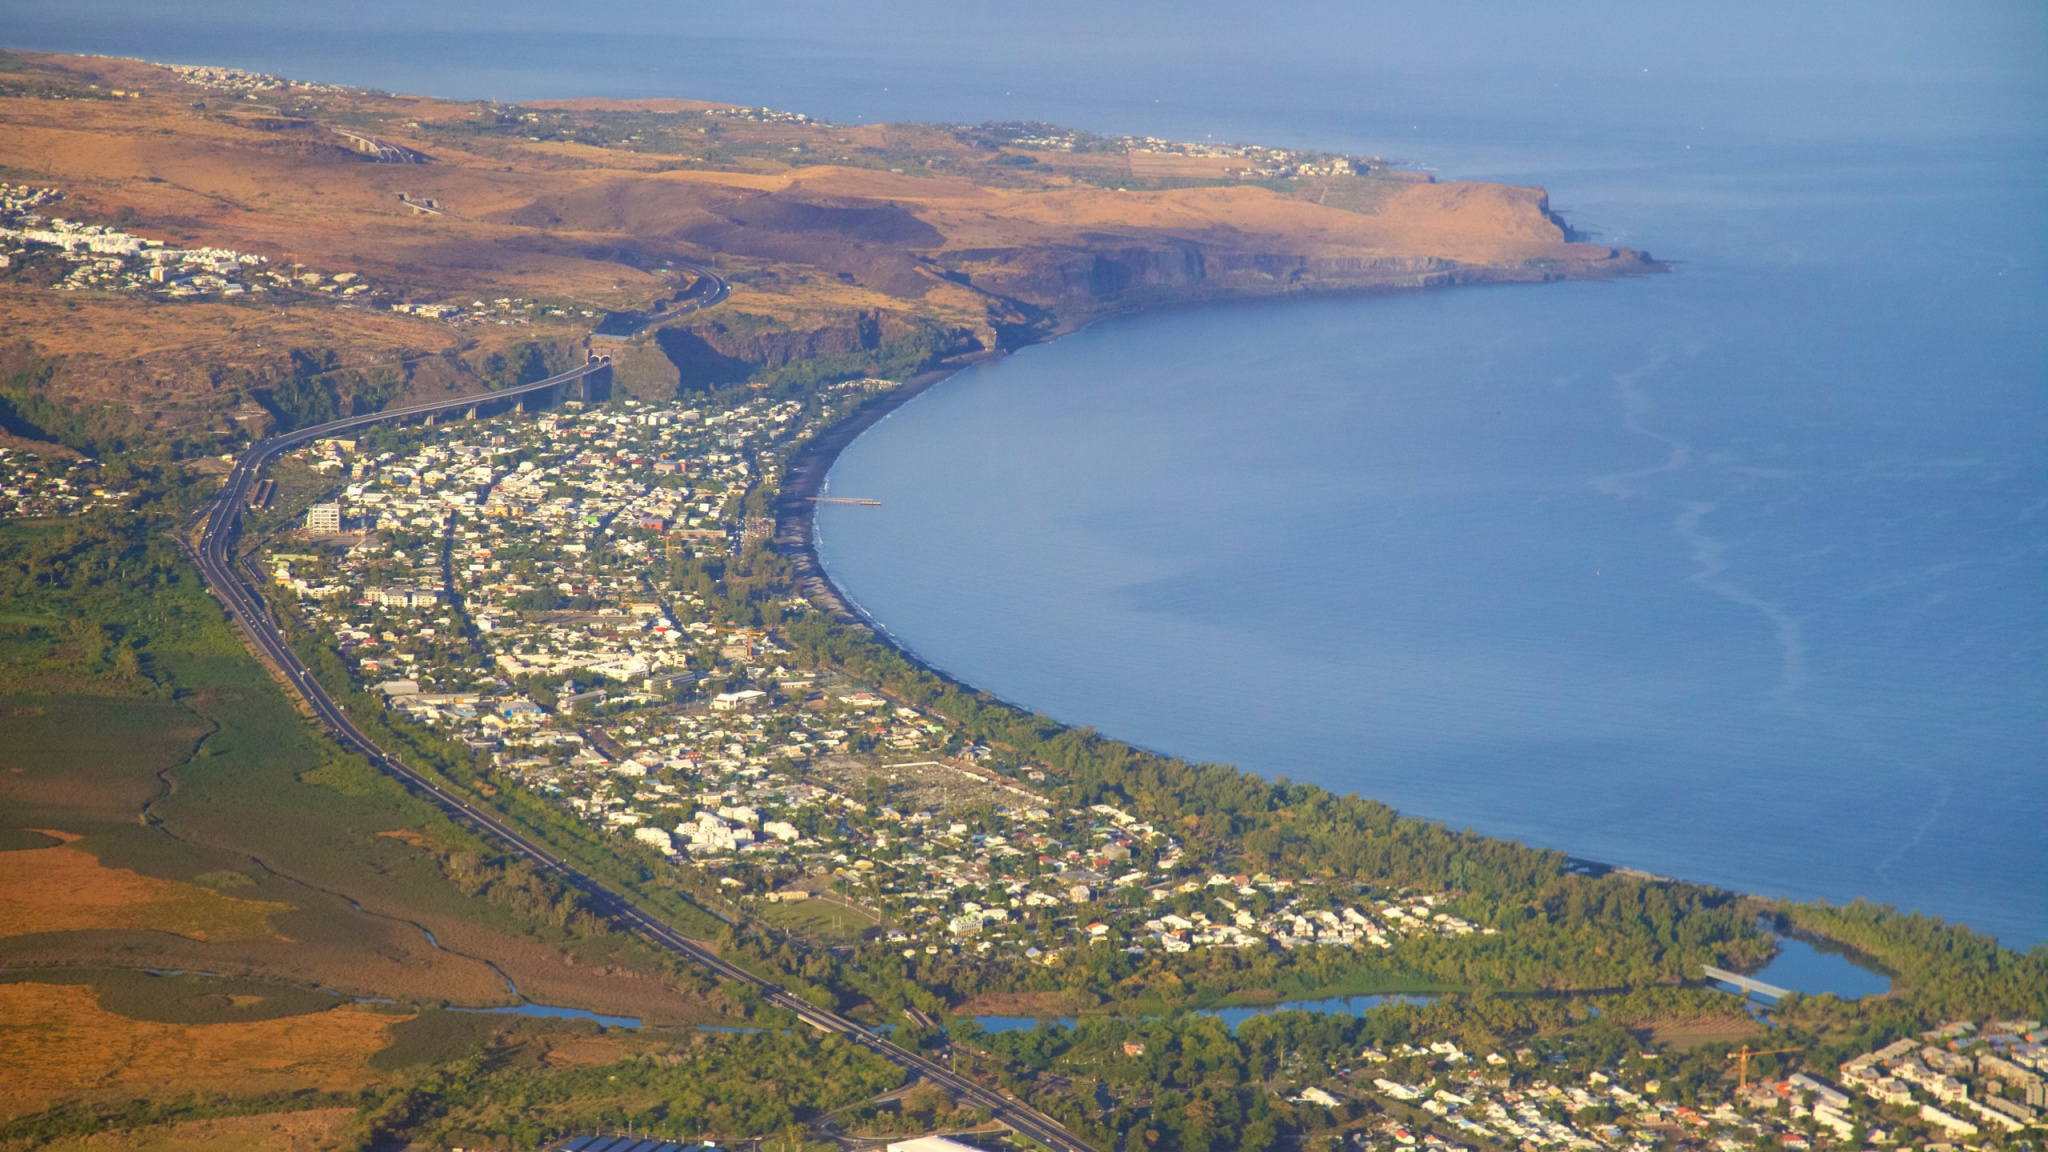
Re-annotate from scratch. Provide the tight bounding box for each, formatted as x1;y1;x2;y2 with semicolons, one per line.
8;1;2043;945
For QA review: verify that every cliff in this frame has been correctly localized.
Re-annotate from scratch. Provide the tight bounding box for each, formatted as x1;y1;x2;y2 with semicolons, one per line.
0;51;1656;437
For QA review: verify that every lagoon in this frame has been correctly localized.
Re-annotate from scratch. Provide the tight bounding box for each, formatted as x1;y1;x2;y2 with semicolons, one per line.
1745;936;1891;1003
974;993;1437;1036
453;1001;643;1029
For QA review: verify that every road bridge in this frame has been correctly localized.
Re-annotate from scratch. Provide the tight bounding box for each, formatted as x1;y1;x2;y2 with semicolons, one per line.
335;128;429;163
188;343;1095;1152
1702;964;1792;1000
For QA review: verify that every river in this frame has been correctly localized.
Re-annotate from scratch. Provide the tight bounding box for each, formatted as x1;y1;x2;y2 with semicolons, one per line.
8;1;2043;946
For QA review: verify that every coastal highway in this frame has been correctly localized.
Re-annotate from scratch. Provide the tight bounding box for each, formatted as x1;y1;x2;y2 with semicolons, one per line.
189;361;1096;1152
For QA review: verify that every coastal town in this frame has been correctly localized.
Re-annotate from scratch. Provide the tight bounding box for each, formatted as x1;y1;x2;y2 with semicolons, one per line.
257;383;1500;969
0;182;376;302
0;29;2038;1152
0;447;126;519
0;372;2032;1152
1332;1016;2048;1150
964;120;1384;181
0;181;604;327
236;373;2048;1152
955;1014;2048;1152
165;61;347;97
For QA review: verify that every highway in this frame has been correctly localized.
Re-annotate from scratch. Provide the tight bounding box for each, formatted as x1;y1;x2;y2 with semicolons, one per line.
189;357;1095;1152
599;261;732;338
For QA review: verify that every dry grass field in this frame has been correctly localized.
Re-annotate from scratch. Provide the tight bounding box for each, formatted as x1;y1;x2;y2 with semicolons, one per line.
0;51;1650;440
23;1108;357;1152
0;680;726;1035
0;983;399;1122
0;836;290;942
1643;1014;1769;1052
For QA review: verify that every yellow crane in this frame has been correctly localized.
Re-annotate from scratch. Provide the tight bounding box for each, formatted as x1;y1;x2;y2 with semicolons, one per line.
1726;1044;1799;1093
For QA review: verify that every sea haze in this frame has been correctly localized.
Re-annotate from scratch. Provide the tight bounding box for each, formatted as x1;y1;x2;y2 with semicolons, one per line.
11;1;2044;944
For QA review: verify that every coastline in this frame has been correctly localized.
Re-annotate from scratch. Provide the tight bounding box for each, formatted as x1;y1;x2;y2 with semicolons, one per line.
767;343;1922;987
773;353;999;625
756;268;2023;964
769;272;1683;867
773;252;1668;629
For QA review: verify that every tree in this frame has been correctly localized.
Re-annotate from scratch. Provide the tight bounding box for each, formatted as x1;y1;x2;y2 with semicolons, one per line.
899;1083;952;1128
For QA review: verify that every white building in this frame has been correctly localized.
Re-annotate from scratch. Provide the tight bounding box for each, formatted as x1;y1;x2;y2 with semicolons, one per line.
305;502;342;532
887;1139;984;1152
633;827;676;855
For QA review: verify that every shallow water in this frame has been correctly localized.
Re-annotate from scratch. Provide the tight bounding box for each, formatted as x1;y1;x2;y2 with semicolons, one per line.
1745;937;1890;1002
975;992;1437;1035
452;1000;643;1028
1204;993;1437;1032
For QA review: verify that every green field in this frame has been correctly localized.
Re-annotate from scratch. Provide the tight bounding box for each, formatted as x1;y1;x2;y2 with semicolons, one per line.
0;508;737;1059
757;895;884;942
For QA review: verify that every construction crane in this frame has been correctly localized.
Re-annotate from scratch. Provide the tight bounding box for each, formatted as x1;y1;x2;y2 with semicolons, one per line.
1726;1045;1799;1093
807;496;881;506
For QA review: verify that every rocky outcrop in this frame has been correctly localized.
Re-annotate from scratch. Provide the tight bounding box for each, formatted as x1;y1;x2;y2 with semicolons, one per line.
938;237;1653;337
654;309;984;387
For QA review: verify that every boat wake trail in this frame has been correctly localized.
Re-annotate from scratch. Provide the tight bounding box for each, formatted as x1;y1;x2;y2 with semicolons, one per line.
1874;772;1953;885
1672;500;1809;701
1589;349;1810;704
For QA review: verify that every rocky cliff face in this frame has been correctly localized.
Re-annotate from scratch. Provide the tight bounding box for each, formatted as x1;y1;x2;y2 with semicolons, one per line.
913;235;1648;343
539;170;1656;373
653;228;1653;383
654;309;986;387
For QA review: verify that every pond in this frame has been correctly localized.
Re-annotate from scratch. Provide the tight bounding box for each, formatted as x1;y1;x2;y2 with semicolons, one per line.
1204;993;1436;1031
452;1001;643;1028
974;991;1438;1035
1726;934;1891;1002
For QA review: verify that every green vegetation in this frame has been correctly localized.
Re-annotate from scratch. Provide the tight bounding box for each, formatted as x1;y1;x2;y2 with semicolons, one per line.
369;1010;526;1072
479;339;578;391
955;1001;1807;1152
754;325;954;390
248;348;408;432
0;469;731;1019
0;1089;358;1148
346;1027;904;1151
1772;901;2048;1017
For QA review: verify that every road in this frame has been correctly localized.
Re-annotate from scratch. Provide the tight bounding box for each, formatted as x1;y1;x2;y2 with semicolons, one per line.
333;128;430;164
596;261;732;338
189;360;1095;1152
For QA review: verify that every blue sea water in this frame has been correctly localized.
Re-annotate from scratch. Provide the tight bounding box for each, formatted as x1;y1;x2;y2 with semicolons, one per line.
6;2;2043;945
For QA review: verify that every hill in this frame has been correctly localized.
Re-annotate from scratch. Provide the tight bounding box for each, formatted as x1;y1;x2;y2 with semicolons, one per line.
0;50;1652;450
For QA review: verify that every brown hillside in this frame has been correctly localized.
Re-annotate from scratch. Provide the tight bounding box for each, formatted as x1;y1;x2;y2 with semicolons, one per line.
0;51;1654;440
